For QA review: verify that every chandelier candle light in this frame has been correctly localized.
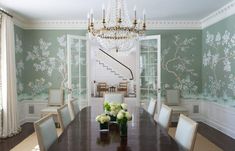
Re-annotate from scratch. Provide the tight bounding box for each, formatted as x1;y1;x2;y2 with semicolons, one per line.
88;0;146;52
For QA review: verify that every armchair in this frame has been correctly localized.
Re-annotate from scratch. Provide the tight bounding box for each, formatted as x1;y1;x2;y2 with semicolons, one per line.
41;89;64;126
97;82;109;97
117;82;128;97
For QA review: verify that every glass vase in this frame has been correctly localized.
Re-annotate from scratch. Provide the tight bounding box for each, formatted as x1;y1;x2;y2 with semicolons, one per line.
110;115;117;124
100;122;109;132
119;123;127;137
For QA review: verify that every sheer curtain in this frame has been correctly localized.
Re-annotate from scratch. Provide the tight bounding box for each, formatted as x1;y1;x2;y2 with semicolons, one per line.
0;13;21;138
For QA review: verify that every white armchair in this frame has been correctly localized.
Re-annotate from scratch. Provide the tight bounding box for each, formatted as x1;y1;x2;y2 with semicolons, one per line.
41;89;64;125
156;104;172;131
104;93;124;103
165;89;188;117
147;98;156;117
34;114;58;151
175;114;198;151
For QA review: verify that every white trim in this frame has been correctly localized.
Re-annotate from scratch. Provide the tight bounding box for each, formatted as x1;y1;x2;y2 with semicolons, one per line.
13;19;202;30
18;99;235;139
201;0;235;29
10;0;235;30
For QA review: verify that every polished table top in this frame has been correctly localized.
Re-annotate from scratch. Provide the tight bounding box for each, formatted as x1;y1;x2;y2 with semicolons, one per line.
49;106;185;151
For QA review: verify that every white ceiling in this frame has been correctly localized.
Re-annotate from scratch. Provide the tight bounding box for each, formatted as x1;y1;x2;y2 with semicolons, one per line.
0;0;233;21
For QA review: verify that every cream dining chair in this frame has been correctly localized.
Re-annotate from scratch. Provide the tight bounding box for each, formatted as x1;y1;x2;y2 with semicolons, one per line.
104;93;124;103
165;89;188;116
41;89;64;127
68;99;80;120
147;98;156;117
57;104;72;131
157;104;172;131
175;114;198;151
34;114;58;151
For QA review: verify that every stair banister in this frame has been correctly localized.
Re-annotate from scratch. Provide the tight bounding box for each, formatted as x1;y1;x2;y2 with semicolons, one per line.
99;48;134;80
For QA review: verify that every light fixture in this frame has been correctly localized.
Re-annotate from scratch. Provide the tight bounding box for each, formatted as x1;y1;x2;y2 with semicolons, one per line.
88;0;146;52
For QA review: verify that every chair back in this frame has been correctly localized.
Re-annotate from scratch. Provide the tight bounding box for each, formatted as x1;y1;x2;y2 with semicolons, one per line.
48;89;64;106
166;89;180;106
68;100;79;120
57;104;72;131
175;114;198;151
157;104;172;131
104;93;124;103
147;98;156;116
34;114;57;151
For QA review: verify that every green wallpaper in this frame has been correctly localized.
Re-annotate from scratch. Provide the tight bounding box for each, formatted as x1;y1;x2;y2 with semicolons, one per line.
202;14;235;106
14;27;202;101
14;28;86;100
147;30;202;97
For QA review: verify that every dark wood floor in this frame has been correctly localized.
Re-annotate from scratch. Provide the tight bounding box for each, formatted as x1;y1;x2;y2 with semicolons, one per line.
0;123;34;151
0;122;234;151
198;122;235;151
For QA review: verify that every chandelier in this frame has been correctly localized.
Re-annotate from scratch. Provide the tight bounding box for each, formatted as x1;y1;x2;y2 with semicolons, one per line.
88;0;146;52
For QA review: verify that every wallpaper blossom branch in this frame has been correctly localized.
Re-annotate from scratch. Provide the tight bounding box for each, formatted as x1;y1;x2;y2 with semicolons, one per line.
202;14;235;106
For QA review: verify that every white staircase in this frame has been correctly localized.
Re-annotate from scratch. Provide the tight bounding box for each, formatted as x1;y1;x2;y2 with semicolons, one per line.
96;59;128;81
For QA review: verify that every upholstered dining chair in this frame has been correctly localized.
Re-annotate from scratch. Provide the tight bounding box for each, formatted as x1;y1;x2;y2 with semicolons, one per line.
34;114;58;151
68;99;79;120
104;93;124;103
41;89;64;122
175;114;198;151
57;104;72;131
157;104;172;131
165;89;188;116
147;98;156;117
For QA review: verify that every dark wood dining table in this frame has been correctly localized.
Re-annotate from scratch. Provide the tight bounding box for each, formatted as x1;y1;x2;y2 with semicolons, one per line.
49;106;185;151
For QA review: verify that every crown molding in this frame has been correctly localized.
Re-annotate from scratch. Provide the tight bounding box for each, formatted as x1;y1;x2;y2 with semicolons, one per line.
13;19;201;30
201;0;235;29
11;0;235;30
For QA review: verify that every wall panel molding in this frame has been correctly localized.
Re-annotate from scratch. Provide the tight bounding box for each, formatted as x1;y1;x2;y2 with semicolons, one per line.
18;99;235;139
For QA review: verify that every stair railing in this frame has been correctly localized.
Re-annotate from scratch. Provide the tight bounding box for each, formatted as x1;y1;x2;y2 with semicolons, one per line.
99;48;134;80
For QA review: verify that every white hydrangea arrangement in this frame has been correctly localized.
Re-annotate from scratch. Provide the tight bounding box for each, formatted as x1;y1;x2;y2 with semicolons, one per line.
96;114;111;124
103;101;128;116
117;110;132;124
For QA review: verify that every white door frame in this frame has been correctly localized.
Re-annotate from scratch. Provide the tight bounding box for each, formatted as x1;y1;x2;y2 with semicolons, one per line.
67;34;89;105
138;35;161;114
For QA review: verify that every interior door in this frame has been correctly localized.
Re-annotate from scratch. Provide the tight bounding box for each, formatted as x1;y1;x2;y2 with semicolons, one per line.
139;35;161;113
67;35;88;107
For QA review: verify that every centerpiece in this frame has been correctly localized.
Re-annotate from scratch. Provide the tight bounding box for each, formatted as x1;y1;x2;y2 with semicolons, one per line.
117;110;132;137
96;114;111;132
104;102;128;123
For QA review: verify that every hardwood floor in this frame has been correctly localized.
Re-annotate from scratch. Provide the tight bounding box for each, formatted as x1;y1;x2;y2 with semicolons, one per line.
0;123;34;151
0;122;235;151
198;122;235;151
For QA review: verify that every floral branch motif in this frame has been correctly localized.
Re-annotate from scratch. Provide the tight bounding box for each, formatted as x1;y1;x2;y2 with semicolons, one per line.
26;39;55;76
15;34;24;94
161;35;198;96
28;78;52;96
203;30;235;97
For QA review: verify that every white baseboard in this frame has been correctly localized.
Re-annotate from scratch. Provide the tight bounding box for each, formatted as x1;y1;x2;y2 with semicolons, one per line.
202;116;235;139
19;117;40;125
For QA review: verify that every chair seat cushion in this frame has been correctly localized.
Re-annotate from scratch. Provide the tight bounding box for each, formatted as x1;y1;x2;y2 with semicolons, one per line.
170;106;188;112
41;107;60;114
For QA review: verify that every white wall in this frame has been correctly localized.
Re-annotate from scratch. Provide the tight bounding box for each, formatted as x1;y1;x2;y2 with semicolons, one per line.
90;41;137;96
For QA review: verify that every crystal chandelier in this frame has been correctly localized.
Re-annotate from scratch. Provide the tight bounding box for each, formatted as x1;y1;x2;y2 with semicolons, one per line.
88;0;146;52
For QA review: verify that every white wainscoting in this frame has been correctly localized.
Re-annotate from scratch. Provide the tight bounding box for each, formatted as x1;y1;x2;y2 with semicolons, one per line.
18;98;235;139
200;101;235;139
18;100;47;125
